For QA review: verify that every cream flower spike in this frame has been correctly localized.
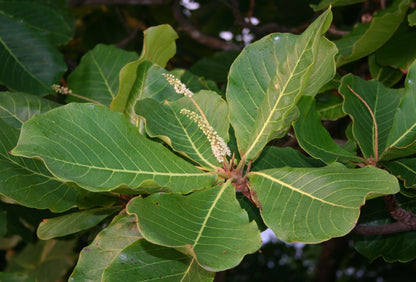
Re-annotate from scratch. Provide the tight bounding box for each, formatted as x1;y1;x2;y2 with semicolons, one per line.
181;109;231;163
162;73;194;98
51;84;72;95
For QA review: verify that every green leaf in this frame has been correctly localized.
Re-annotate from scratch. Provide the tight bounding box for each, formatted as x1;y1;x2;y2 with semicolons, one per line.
67;44;139;106
369;54;403;87
6;239;76;281
227;8;336;161
353;196;416;262
37;207;120;240
110;25;178;122
69;213;142;281
12;103;217;193
384;158;416;188
127;182;262;271
311;0;365;11
0;12;66;95
178;70;221;94
379;60;416;160
252;146;324;171
409;9;416;26
248;164;399;243
375;23;416;70
315;91;345;120
136;91;229;169
293;96;361;164
334;0;411;66
0;93;117;212
0;0;74;45
103;239;215;281
0;91;59;129
339;74;404;162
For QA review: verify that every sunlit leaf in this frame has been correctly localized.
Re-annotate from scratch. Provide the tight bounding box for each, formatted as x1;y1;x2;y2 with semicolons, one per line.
227;8;336;161
127;182;262;271
249;164;399;243
12;103;217;193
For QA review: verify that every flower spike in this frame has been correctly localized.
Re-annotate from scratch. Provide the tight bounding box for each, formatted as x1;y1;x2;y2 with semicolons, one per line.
163;73;194;98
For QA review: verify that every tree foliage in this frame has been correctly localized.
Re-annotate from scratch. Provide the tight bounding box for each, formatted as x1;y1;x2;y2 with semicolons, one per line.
1;0;416;281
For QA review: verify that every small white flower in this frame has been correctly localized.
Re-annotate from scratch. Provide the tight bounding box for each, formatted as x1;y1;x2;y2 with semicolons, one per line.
51;84;72;95
162;73;194;98
180;109;231;163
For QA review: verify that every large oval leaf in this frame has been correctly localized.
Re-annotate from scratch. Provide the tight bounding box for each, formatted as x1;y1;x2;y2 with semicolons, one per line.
11;103;217;193
248;164;399;243
103;239;215;281
127;182;262;271
227;8;336;161
69;214;142;281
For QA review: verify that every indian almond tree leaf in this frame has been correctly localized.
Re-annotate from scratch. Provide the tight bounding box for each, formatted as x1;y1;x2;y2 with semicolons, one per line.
334;0;411;67
375;23;416;70
311;0;365;11
383;60;416;160
384;158;416;188
67;44;139;106
0;0;74;46
353;196;416;262
368;54;403;87
69;213;142;281
136;90;229;170
6;239;77;281
110;25;178;122
102;239;215;282
11;103;217;193
127;181;262;271
37;207;121;240
252;146;324;171
293;96;362;164
227;8;336;161
0;12;66;95
339;74;404;162
248;163;399;243
315;91;346;120
0;92;118;212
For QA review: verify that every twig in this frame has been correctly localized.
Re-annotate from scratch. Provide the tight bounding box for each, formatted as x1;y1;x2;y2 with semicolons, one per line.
353;195;416;235
69;0;164;7
114;25;141;47
172;0;240;50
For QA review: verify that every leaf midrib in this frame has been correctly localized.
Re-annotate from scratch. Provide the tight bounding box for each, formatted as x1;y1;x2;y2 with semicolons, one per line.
250;171;355;209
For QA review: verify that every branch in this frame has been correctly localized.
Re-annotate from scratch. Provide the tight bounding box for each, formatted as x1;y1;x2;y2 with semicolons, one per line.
69;0;164;7
353;195;416;235
172;0;240;51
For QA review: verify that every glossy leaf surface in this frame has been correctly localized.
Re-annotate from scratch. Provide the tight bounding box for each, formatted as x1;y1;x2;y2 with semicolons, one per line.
249;164;399;243
227;8;336;161
384;158;416;188
12;103;217;193
127;182;262;271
